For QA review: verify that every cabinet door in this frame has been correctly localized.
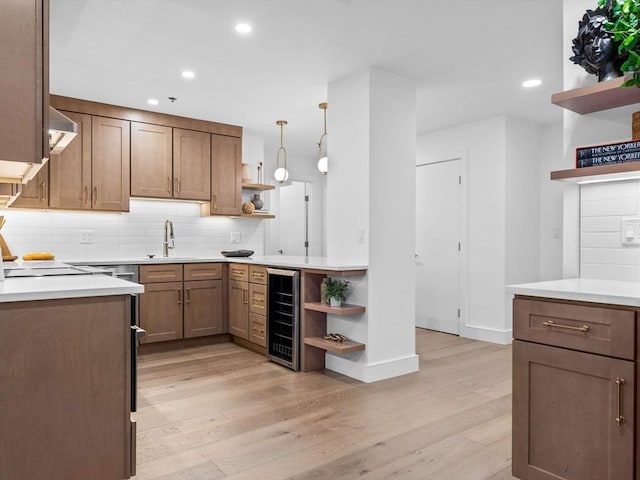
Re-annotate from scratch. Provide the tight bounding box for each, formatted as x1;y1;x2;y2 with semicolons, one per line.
139;281;183;343
513;340;634;480
0;0;48;164
49;111;92;209
210;134;241;215
184;279;223;338
11;163;48;208
228;279;249;339
130;122;173;199
0;296;130;480
173;128;211;201
92;116;130;211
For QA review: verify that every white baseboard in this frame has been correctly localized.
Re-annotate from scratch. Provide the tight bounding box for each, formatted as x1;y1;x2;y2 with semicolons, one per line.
326;353;419;383
460;324;512;345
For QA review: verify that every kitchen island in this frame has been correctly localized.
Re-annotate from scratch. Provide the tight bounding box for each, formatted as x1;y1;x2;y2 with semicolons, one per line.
0;272;143;480
507;278;640;480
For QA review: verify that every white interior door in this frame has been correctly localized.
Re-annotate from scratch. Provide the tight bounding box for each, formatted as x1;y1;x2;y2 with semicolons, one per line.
278;181;308;256
416;159;461;334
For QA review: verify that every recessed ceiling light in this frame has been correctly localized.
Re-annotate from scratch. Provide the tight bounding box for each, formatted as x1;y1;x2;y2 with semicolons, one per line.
181;70;195;79
147;98;159;105
522;79;542;88
235;23;252;34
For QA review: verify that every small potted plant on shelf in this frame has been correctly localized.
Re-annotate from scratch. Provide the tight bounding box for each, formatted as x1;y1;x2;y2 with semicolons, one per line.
323;278;349;307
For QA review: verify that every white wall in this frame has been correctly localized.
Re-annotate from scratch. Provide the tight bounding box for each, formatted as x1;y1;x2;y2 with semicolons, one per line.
0;198;265;261
539;121;565;280
418;114;551;343
580;180;640;281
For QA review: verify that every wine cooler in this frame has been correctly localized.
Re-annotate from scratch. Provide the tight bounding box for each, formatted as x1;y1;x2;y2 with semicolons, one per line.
266;268;300;371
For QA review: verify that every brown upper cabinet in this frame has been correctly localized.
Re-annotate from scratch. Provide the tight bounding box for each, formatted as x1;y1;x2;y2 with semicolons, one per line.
0;0;48;165
49;111;92;209
10;164;49;209
209;134;242;216
130;124;211;201
47;113;129;212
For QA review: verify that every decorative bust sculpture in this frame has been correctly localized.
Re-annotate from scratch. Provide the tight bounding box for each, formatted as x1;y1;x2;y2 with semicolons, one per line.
570;5;625;82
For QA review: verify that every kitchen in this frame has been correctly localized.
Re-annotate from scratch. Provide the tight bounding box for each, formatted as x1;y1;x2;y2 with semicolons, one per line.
1;0;639;479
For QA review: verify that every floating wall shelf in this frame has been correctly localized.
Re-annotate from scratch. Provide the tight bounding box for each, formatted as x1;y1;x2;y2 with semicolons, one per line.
550;162;640;184
551;76;640;115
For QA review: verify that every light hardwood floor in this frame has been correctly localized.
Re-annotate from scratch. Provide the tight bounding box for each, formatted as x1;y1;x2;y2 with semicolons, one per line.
135;329;516;480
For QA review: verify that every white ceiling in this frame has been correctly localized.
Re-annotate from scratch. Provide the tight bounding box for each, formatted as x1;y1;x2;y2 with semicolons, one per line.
50;0;565;158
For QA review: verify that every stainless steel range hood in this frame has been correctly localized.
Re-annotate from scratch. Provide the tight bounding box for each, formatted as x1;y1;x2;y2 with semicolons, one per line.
0;107;77;192
48;107;78;154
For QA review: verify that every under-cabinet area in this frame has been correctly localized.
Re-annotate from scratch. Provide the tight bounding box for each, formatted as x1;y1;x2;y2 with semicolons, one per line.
511;292;639;480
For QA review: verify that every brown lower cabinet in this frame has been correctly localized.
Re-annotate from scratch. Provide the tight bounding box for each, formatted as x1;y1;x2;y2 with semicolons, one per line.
512;296;637;480
228;278;249;339
139;263;223;343
228;264;267;348
0;295;134;479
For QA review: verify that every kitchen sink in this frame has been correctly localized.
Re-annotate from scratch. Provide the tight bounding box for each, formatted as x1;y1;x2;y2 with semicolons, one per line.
143;257;199;262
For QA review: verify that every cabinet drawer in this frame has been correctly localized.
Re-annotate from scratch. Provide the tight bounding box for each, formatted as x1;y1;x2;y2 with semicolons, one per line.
249;265;267;284
249;313;266;347
513;298;636;360
139;264;183;283
249;283;267;315
229;263;249;282
184;262;223;281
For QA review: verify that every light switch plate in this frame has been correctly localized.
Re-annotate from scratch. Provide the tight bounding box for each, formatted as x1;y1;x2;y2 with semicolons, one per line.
621;218;640;245
230;232;241;243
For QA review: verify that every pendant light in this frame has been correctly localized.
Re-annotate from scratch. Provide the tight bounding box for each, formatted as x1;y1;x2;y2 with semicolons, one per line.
317;102;328;175
274;120;289;183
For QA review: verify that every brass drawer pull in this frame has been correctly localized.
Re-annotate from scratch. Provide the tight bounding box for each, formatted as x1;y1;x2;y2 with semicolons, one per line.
542;320;589;332
186;288;191;303
616;378;625;426
177;288;182;304
252;272;265;279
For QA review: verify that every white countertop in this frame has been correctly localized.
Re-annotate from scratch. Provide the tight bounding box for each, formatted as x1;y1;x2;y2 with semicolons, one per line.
507;278;640;307
0;274;143;303
66;255;368;272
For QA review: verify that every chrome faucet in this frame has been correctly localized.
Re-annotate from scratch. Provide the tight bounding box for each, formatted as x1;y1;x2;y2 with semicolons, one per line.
162;220;175;257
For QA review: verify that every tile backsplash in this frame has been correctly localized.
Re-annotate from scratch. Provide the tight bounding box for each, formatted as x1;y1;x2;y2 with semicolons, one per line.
0;199;265;261
580;180;640;282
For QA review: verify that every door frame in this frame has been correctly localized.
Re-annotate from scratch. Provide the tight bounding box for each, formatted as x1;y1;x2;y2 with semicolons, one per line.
416;150;469;336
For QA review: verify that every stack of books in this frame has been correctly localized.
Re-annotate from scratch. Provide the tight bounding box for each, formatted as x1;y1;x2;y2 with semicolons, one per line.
576;140;640;168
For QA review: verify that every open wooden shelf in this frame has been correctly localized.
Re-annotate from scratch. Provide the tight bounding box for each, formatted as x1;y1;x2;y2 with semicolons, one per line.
240;213;275;219
242;183;275;191
304;302;365;315
551;76;640;115
550;162;640;183
303;336;365;354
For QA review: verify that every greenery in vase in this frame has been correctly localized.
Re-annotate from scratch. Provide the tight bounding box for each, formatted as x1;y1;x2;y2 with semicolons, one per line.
599;0;640;86
323;278;349;303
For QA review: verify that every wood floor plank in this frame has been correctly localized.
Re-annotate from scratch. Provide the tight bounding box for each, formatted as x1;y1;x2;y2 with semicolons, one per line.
135;329;515;480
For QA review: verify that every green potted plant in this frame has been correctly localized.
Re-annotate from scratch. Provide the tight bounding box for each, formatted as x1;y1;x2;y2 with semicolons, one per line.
323;278;349;307
598;0;640;86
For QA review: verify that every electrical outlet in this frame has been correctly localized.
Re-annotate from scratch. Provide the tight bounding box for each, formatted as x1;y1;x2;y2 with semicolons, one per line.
230;232;241;243
80;230;94;244
356;228;364;245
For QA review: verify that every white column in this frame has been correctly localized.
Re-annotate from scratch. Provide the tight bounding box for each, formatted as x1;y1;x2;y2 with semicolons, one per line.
326;67;419;382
